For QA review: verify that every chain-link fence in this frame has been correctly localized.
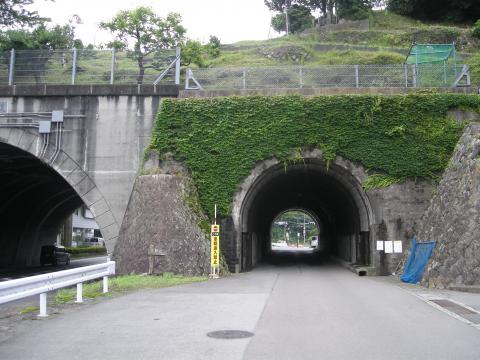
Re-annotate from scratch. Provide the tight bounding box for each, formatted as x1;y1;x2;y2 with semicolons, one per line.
0;48;180;85
186;63;468;90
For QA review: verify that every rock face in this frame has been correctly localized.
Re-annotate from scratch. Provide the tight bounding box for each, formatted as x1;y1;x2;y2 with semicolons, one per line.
114;175;210;276
417;124;480;288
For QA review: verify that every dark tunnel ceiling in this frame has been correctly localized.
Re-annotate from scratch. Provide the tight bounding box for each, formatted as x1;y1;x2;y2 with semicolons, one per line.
0;142;83;242
244;163;362;242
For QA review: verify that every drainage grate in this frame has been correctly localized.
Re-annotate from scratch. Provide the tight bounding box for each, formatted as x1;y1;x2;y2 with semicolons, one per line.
431;299;480;324
207;330;254;339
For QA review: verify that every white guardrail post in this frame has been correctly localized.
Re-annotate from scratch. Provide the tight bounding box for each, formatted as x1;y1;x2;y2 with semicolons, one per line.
0;261;115;317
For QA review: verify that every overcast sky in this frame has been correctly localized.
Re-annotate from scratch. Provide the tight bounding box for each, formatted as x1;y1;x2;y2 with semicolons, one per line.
28;0;280;45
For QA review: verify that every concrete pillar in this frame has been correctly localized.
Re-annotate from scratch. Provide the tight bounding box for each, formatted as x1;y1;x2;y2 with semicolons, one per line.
61;215;73;247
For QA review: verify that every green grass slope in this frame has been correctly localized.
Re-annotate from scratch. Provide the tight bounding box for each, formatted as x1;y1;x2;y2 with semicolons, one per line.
206;11;479;84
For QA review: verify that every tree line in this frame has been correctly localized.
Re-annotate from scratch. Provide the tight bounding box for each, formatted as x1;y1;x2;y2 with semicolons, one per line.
0;1;220;84
265;0;480;34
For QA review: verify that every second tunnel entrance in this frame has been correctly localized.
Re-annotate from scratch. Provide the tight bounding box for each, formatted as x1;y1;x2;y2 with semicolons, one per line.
232;158;373;272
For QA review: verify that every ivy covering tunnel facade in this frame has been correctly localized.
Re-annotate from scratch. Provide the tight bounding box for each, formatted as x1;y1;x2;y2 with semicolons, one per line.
149;94;480;218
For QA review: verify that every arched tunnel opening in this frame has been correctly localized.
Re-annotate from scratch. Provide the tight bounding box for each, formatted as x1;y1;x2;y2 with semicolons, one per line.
0;142;86;269
237;160;372;271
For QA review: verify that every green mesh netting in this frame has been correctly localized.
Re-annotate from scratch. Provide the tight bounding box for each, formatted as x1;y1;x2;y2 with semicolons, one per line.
405;44;461;87
405;44;456;65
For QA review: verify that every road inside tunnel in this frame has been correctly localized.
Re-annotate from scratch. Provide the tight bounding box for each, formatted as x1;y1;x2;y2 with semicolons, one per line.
0;142;84;268
236;160;373;272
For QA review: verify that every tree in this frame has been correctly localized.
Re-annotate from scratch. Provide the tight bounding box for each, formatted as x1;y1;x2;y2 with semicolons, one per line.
271;4;314;33
181;40;205;67
336;0;372;20
0;19;83;83
180;36;222;68
388;0;480;23
0;0;51;28
264;0;293;13
265;0;374;31
100;6;186;84
206;35;221;59
473;19;480;39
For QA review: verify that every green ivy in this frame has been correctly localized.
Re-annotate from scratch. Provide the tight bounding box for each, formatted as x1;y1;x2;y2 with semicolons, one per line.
150;94;480;218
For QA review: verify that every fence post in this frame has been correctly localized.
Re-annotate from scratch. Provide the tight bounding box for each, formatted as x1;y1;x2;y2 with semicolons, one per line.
242;69;246;90
76;283;83;303
8;49;15;86
443;60;447;85
39;293;48;317
103;276;109;293
185;69;190;89
404;64;408;88
354;65;359;88
299;67;303;88
175;47;181;85
412;64;417;88
110;48;116;85
71;48;77;85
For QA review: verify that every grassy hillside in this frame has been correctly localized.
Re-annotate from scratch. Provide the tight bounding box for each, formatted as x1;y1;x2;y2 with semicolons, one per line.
204;11;479;84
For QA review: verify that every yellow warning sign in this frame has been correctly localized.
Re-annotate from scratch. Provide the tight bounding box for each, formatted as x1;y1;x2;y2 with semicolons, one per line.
211;224;220;268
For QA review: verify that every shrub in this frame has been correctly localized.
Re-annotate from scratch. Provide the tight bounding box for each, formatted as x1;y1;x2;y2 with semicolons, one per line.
472;20;480;39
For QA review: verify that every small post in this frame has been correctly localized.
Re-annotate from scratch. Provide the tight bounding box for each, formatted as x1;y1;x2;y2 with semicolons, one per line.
242;69;246;90
299;67;303;89
76;283;83;303
103;276;109;293
443;60;447;85
71;48;77;85
175;47;181;85
404;64;408;88
185;69;190;90
354;65;359;88
412;64;417;88
39;293;48;317
453;42;457;79
210;204;220;279
8;49;15;86
110;48;116;85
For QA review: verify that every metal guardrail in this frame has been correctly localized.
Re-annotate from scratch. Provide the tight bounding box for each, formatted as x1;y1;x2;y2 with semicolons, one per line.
186;63;469;90
0;48;180;85
0;260;115;316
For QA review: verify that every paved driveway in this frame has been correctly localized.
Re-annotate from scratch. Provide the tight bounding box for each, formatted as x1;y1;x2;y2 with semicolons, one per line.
1;259;479;360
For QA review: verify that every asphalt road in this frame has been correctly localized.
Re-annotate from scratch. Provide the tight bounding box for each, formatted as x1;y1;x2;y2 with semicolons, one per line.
1;255;480;360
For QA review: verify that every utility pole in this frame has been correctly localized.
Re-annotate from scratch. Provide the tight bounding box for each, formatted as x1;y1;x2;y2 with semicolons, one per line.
303;213;306;245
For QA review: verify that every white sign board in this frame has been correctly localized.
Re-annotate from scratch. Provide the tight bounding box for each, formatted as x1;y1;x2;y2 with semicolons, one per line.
384;241;393;254
393;241;403;253
376;241;384;251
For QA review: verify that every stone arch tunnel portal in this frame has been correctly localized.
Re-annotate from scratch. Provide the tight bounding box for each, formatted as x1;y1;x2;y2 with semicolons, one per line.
0;141;108;268
235;159;373;272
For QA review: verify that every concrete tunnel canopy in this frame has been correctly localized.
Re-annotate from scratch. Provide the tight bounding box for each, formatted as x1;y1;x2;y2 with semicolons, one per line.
233;158;373;271
0;142;83;267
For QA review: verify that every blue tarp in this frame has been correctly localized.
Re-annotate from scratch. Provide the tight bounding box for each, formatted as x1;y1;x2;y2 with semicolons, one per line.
400;237;436;284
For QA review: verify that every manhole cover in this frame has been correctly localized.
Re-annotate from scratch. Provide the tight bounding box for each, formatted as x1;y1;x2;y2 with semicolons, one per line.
207;330;254;339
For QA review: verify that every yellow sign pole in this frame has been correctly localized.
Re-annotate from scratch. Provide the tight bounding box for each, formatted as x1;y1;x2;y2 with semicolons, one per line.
210;204;220;278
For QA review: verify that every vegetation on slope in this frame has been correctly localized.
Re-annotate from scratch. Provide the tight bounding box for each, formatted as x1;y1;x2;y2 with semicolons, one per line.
150;94;480;218
204;11;479;83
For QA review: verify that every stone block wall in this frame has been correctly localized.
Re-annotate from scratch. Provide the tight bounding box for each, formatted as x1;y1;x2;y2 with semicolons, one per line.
417;124;480;288
114;175;210;276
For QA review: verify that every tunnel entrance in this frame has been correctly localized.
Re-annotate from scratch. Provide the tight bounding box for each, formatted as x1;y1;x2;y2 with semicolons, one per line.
270;209;319;251
0;142;95;268
235;158;372;272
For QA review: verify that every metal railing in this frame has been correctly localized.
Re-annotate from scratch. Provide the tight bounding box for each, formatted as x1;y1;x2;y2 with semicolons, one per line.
185;63;469;90
0;260;115;316
1;48;181;85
